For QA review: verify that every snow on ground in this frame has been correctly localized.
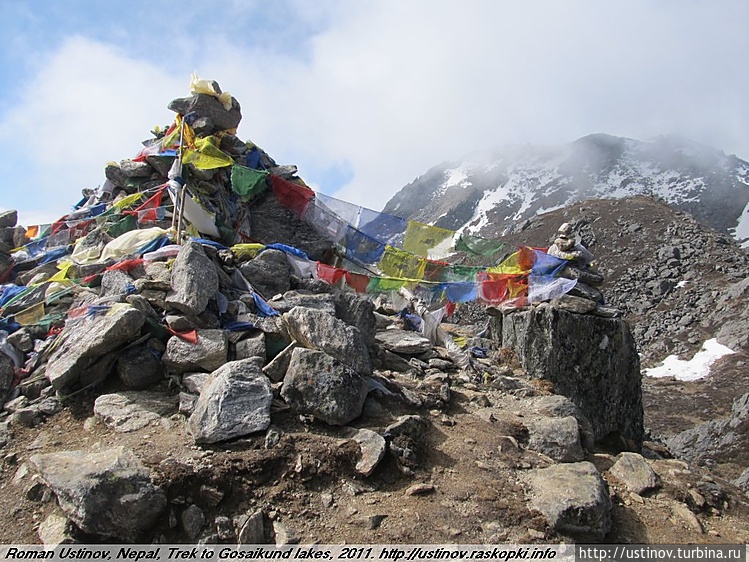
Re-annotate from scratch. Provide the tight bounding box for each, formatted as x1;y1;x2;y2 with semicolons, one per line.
645;338;735;381
729;200;749;248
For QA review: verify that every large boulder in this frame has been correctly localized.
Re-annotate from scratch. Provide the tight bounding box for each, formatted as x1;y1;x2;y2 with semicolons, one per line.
524;461;612;541
46;305;145;391
499;303;643;447
283;306;372;374
28;447;166;541
281;348;368;425
188;358;273;444
166;241;219;316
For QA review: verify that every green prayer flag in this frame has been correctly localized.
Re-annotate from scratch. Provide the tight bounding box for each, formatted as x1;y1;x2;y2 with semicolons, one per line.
455;233;505;256
231;165;269;201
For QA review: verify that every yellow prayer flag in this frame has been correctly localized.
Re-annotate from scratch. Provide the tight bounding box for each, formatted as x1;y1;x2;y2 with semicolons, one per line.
112;192;144;210
403;221;455;258
15;301;45;326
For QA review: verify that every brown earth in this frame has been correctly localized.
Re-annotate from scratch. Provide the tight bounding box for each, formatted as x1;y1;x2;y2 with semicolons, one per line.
2;363;748;546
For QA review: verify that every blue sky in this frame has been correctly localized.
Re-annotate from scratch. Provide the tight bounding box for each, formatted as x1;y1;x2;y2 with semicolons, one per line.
1;0;748;226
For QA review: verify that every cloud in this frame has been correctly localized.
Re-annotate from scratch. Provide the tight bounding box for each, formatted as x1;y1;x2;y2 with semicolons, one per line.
2;0;749;226
0;36;183;225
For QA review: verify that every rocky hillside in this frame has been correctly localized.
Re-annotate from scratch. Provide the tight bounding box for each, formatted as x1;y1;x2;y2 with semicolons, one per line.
481;195;749;486
384;135;749;247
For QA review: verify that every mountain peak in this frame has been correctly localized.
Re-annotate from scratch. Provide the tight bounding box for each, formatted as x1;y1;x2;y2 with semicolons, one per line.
383;134;749;245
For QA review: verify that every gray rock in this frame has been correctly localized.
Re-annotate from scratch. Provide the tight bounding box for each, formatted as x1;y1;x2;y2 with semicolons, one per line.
236;510;265;544
0;353;13;403
235;332;266;361
119;159;154;178
7;328;34;353
239;249;291;299
188;359;273;444
94;392;177;433
284;306;372;374
162;329;228;374
499;305;643;447
28;446;166;541
273;521;300;546
262;342;299;383
550;295;598;314
181;504;205;540
101;270;134;297
117;345;164;389
0;209;17;228
166;242;219;316
524;461;612;541
179;392;198;416
609;452;660;494
527;416;585;462
15;262;60;286
0;420;10;447
182;373;211;394
375;329;432;355
268;291;336;315
346;428;387;477
428;358;454;371
335;292;377;345
667;392;749;466
36;397;63;416
733;467;749;492
381;350;416;373
215;515;235;541
529;395;595;450
384;415;429;442
168;92;242;135
38;511;75;546
45;305;145;391
281;348;368;426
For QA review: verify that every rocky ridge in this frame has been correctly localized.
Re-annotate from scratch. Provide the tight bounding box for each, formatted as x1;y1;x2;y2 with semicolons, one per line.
384;134;749;247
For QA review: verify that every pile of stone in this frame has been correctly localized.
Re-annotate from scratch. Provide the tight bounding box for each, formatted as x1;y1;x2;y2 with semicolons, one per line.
0;79;667;545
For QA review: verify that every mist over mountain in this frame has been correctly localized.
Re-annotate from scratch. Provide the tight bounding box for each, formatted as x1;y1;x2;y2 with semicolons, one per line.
384;134;749;246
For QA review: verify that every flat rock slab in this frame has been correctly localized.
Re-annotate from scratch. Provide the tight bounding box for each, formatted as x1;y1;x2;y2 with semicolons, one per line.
28;446;166;541
94;392;178;433
375;329;432;355
46;305;145;391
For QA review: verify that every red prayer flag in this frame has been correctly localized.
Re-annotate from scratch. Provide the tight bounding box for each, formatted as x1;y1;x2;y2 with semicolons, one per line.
344;271;370;293
270;175;314;217
316;262;346;285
